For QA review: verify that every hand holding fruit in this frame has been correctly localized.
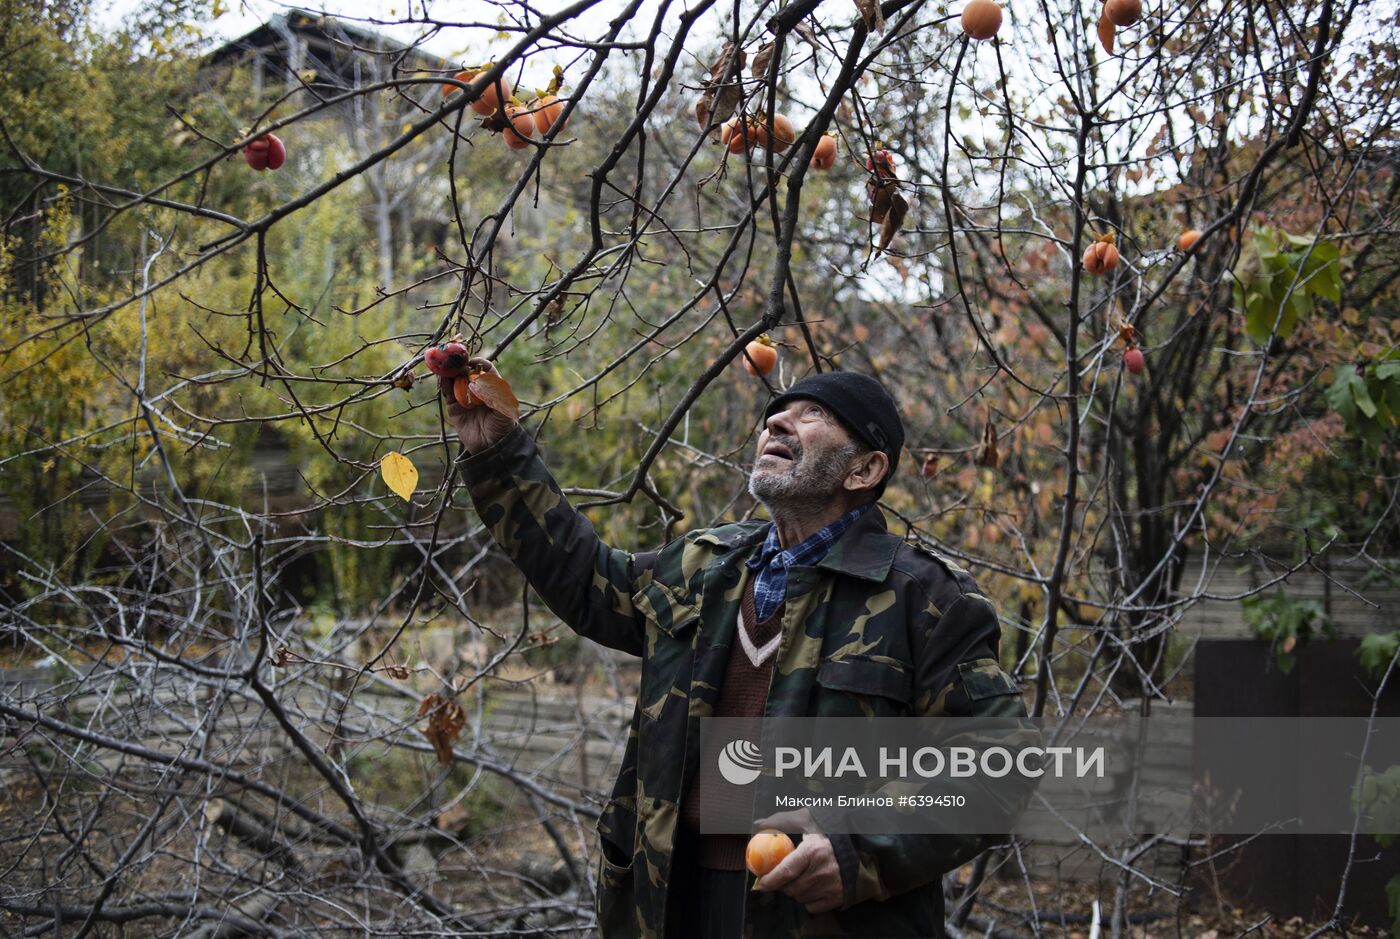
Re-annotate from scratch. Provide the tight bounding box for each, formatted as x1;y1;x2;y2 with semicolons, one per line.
749;813;844;914
756;828;840;912
434;356;519;454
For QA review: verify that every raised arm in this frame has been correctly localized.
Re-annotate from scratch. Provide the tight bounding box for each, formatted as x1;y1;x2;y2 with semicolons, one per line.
443;365;654;656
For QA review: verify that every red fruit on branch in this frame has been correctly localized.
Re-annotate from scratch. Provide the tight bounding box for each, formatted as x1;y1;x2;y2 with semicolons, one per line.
755;114;796;152
961;0;1003;39
742;338;778;377
531;94;567;135
444;68;513;116
1098;9;1116;53
503;106;536;149
1105;0;1142;26
721;118;754;154
1082;240;1121;274
811;134;838;169
1176;228;1202;252
243;134;286;171
1124;348;1145;374
866;149;897;178
424;341;470;378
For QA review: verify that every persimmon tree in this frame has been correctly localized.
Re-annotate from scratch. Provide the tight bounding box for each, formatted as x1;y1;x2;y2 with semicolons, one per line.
2;0;1398;935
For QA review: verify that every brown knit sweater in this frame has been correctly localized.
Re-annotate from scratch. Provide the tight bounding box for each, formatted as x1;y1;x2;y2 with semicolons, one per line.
680;575;785;869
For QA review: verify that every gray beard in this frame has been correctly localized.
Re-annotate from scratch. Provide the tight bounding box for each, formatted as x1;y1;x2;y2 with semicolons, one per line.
748;439;862;517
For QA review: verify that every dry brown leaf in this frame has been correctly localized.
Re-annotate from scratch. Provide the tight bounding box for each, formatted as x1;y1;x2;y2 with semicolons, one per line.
696;92;714;130
854;0;886;32
697;44;744;130
976;419;1000;469
708;42;746;81
1098;10;1116;54
870;185;894;225
879;192;909;252
467;372;521;421
696;43;748;132
792;20;821;49
751;40;776;78
418;693;466;768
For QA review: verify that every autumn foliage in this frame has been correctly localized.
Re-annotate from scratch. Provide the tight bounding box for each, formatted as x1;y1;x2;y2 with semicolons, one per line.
1;0;1397;934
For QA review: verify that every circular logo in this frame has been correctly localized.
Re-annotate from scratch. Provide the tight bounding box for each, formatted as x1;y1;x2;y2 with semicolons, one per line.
717;739;763;786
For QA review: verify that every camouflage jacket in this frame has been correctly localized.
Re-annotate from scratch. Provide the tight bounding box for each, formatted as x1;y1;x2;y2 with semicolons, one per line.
460;425;1031;939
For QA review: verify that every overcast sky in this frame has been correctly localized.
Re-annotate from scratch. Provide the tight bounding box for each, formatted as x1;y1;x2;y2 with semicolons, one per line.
97;0;658;61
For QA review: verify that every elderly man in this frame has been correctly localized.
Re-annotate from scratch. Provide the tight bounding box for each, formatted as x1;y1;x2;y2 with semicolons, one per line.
444;365;1027;939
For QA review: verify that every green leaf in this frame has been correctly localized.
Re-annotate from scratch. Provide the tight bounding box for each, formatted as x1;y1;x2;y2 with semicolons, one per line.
1255;227;1280;257
1281;290;1307;337
1299;244;1342;302
1246;293;1274;343
1326;366;1359;424
1357;631;1400;679
1352;371;1379;419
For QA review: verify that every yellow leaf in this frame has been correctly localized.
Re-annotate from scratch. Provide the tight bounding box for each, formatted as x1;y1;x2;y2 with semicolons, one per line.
380;452;419;502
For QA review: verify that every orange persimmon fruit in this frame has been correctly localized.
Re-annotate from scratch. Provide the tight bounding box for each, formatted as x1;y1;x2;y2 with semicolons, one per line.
1105;0;1142;26
745;830;795;878
755;114;796;152
531;94;567;135
503;106;536;149
961;0;1003;40
721;119;754;154
742;338;778;377
443;69;514;116
1082;241;1121;274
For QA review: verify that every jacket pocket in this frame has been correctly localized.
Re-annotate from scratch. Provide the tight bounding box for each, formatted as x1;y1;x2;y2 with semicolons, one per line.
956;658;1020;701
632;580;701;639
814;655;914;716
595;798;637;936
596;796;638;870
816;655;914;704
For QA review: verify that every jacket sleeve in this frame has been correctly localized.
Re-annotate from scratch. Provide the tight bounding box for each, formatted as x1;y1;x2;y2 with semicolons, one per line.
814;589;1039;908
455;424;656;656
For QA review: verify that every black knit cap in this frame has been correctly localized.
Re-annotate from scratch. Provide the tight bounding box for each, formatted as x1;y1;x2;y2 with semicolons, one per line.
763;371;905;496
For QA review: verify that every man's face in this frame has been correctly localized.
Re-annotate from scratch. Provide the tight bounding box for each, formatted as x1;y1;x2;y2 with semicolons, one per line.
749;399;862;507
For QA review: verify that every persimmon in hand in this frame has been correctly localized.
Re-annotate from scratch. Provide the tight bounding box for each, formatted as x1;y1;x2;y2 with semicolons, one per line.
746;830;795;878
424;341;470;378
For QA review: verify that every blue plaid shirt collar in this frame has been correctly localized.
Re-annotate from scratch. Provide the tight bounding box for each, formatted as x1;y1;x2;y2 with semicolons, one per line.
744;504;872;622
